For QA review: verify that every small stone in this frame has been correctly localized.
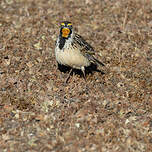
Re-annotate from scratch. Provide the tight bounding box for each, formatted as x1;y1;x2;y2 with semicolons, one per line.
75;123;80;128
34;41;42;50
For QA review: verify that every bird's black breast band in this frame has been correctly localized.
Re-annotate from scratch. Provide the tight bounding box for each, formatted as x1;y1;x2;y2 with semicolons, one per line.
59;37;66;49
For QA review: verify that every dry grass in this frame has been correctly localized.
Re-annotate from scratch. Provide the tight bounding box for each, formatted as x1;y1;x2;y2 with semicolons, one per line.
0;0;152;151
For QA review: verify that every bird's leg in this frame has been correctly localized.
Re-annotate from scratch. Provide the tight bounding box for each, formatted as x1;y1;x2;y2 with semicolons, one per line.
81;67;89;91
81;66;86;81
65;68;73;83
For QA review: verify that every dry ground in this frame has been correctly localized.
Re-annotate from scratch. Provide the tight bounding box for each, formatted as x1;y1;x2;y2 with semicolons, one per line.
0;0;152;151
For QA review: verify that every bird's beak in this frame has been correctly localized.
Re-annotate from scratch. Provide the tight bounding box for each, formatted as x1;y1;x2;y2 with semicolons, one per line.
62;28;70;38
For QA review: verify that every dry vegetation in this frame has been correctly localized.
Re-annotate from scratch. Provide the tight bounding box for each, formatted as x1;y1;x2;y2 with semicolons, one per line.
0;0;152;151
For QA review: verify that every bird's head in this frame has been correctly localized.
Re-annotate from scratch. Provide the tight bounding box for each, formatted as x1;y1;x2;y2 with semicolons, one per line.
59;21;73;39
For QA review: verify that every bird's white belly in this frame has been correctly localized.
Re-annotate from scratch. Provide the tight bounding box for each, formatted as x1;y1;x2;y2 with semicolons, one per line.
55;47;90;69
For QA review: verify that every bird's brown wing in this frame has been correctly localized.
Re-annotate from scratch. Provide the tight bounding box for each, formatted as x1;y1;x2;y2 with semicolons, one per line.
73;33;104;66
73;33;95;55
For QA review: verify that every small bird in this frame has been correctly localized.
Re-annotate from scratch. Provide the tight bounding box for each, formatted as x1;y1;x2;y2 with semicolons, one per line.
55;21;104;82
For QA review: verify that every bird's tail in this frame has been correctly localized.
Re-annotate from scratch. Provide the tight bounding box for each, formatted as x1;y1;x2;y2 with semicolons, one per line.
91;56;105;66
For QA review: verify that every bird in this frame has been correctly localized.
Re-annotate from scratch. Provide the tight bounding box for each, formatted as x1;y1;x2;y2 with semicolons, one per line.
55;21;104;82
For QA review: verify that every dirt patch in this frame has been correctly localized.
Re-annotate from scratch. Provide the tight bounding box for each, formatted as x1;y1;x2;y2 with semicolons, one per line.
0;0;152;151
